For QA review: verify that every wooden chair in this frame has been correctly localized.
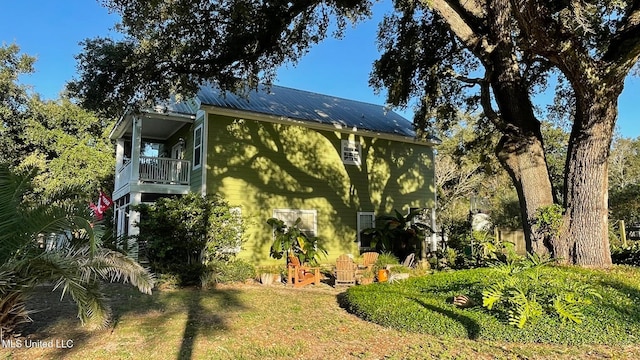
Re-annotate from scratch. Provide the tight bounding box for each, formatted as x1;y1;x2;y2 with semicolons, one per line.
361;252;379;271
334;254;357;287
402;253;416;268
287;256;321;288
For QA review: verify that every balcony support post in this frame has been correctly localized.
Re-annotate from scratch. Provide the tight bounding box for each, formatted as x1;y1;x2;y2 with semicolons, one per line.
131;116;142;181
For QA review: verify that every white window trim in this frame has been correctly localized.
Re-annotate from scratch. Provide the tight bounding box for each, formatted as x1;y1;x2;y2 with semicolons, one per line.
272;209;318;237
357;211;375;248
193;124;203;170
341;139;362;166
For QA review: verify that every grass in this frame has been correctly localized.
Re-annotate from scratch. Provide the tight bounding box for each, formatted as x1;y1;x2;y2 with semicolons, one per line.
2;268;640;359
343;265;640;345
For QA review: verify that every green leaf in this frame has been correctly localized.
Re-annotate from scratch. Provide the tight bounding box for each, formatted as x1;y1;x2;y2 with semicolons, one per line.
482;283;504;310
554;297;584;324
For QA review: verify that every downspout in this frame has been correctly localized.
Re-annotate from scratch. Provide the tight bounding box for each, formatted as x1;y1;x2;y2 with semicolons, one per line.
430;149;438;252
199;110;207;196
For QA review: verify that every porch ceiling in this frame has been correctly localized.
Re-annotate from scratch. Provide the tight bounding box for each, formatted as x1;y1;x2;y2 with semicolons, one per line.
134;117;189;140
112;112;195;140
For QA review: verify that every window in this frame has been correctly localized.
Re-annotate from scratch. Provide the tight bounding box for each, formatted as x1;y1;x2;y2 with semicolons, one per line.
357;212;375;249
193;125;203;169
341;140;361;165
272;209;317;237
409;207;430;225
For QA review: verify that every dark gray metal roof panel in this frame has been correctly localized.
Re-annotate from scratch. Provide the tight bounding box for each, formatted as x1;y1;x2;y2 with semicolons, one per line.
166;100;196;115
195;84;416;137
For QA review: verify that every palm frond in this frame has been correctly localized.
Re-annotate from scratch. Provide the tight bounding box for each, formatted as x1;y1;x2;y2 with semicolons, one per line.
0;164;153;334
13;250;112;327
83;248;155;294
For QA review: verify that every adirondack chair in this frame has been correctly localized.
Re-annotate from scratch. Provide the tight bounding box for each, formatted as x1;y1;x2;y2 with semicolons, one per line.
402;253;416;268
334;254;357;287
361;252;379;271
287;256;321;288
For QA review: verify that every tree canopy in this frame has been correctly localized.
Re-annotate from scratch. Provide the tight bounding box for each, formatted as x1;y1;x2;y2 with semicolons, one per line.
69;0;373;115
609;135;640;225
1;44;114;204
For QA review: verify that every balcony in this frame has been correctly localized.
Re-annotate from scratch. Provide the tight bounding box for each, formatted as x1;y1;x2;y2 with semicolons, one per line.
115;156;191;194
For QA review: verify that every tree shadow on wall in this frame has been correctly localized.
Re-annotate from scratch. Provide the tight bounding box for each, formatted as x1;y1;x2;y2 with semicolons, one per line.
208;118;434;260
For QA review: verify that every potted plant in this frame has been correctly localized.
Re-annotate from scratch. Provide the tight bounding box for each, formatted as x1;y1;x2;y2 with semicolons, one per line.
258;265;282;285
359;268;375;285
374;252;400;282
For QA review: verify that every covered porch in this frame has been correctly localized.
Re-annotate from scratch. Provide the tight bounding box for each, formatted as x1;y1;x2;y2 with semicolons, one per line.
110;109;197;240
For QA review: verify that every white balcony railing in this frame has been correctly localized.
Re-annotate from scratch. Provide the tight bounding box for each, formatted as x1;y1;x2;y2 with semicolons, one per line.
115;159;133;191
115;157;190;191
139;156;190;184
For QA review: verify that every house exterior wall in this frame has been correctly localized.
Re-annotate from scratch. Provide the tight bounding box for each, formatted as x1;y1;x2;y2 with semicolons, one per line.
205;114;435;265
189;112;206;193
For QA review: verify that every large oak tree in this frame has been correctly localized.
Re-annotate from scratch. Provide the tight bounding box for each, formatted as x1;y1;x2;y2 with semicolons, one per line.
70;0;640;267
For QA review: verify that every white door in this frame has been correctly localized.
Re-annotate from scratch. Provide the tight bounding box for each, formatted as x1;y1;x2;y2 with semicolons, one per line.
172;143;184;160
171;143;184;183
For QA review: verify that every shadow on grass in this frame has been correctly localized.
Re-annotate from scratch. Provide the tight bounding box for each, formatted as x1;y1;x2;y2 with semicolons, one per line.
596;274;640;324
409;297;482;339
336;281;484;340
18;282;246;360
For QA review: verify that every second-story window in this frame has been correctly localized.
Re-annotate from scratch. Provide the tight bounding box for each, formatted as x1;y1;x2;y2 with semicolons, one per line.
193;125;203;169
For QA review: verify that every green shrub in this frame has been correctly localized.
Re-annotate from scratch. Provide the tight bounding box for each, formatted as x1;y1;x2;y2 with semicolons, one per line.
374;252;400;272
388;265;411;274
342;266;640;344
611;241;640;266
135;192;245;285
482;255;601;328
202;259;256;288
363;209;432;261
610;184;640;225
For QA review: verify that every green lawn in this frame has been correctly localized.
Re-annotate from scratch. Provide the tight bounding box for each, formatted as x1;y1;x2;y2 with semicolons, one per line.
4;271;640;360
343;265;640;345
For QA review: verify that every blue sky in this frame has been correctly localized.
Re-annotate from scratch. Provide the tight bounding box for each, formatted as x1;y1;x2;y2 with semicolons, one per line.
1;0;638;138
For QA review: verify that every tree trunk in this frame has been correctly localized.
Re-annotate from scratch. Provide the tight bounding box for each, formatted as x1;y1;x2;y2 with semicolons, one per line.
554;88;618;267
497;132;555;256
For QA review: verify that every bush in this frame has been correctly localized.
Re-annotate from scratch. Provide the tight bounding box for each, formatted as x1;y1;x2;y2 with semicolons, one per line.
482;255;601;328
134;192;245;285
363;209;432;261
342;266;640;344
610;184;640;225
374;252;400;272
204;259;256;284
611;241;640;266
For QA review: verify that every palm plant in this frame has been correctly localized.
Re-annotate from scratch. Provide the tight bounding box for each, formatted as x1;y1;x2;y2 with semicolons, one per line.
0;164;154;337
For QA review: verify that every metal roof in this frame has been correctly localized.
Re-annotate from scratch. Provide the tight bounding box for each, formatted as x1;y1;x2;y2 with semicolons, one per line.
170;84;417;138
